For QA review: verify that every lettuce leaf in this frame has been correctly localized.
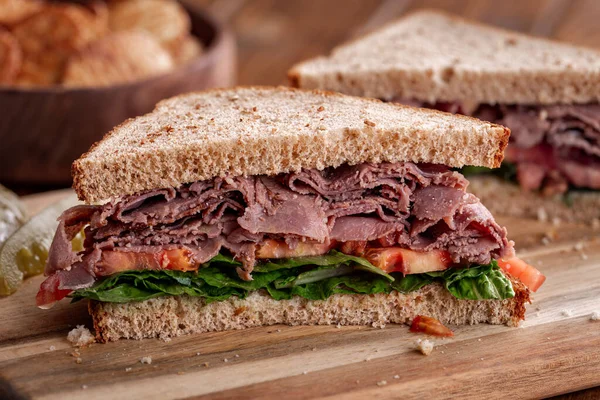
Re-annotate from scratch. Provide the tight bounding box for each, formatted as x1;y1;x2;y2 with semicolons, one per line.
71;253;514;303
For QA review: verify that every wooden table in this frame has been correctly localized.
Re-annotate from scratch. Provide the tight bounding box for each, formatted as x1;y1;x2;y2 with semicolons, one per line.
3;1;600;398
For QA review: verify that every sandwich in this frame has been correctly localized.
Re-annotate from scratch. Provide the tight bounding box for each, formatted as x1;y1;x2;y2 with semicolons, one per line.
289;10;600;224
36;87;544;342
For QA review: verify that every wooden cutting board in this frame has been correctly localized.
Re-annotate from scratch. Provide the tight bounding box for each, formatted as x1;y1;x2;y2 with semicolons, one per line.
1;191;599;400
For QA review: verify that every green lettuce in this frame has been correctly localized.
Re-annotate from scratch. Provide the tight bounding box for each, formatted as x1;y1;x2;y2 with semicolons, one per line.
460;162;517;183
71;253;514;303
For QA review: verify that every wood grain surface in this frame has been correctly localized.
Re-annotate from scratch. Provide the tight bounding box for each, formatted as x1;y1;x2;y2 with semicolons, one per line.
0;190;598;399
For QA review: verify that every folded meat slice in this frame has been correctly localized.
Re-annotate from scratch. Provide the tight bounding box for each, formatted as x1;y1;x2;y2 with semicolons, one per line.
42;162;512;299
389;98;600;193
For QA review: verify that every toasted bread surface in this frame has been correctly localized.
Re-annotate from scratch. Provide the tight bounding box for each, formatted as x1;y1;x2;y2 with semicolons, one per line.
90;280;529;342
73;86;509;203
289;10;600;105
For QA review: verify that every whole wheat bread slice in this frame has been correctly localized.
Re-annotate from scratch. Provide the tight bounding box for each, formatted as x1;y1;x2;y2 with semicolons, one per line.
289;10;600;105
468;176;600;225
90;279;530;342
73;86;509;204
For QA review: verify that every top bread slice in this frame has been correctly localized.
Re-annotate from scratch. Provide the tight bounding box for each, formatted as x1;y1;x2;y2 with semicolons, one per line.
289;10;600;105
72;86;508;204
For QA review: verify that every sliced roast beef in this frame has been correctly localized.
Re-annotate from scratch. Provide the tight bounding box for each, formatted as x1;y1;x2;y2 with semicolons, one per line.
389;98;600;193
45;162;511;288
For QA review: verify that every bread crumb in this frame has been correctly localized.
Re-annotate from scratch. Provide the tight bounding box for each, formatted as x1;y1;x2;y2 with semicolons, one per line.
591;312;600;321
303;371;308;375
67;325;95;347
561;309;573;317
365;357;371;362
82;385;88;390
75;357;83;364
312;347;317;351
551;217;561;227
196;352;201;356
537;207;548;222
541;236;551;246
415;339;434;356
393;375;399;379
235;354;239;358
140;356;152;365
276;329;281;333
49;346;56;351
336;324;341;329
480;358;484;361
223;358;229;363
377;380;387;386
477;338;482;342
125;367;132;372
574;242;584;251
161;337;172;343
203;362;209;367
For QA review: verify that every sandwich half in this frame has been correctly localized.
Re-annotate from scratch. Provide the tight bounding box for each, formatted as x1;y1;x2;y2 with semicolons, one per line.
37;87;543;342
289;10;600;224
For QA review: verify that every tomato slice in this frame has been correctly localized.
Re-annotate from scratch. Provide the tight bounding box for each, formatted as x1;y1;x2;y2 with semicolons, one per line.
363;247;452;274
255;239;335;259
95;248;197;275
36;274;72;309
497;257;546;292
410;315;454;337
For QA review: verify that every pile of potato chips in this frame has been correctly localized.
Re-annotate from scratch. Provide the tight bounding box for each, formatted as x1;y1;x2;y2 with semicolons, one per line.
0;0;203;87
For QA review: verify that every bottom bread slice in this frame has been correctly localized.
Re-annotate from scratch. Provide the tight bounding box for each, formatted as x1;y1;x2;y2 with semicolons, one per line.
90;280;530;342
468;175;600;225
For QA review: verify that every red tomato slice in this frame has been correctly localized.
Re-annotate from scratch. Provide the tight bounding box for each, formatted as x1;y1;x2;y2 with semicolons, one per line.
410;315;454;337
497;257;546;292
95;248;197;275
255;239;335;259
363;247;452;274
36;274;72;309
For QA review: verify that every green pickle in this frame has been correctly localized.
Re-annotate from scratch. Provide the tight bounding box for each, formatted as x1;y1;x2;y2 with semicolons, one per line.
0;194;80;295
0;184;28;245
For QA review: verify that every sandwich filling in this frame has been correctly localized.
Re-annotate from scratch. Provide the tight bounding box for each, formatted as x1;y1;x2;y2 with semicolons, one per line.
397;99;600;195
37;162;516;307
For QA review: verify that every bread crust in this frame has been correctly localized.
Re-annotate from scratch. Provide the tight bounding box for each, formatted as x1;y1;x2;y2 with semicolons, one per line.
89;279;529;342
289;9;600;105
72;86;509;203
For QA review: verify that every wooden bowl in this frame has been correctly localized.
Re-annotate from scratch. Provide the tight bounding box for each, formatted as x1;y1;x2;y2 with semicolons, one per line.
0;3;236;188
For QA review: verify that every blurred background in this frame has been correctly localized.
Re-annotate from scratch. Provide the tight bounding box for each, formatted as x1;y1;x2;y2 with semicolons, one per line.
1;0;600;195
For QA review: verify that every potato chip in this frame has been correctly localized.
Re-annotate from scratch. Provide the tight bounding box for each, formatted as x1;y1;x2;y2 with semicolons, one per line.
109;0;191;47
63;31;174;87
170;34;203;66
12;5;99;85
0;29;21;84
0;0;43;27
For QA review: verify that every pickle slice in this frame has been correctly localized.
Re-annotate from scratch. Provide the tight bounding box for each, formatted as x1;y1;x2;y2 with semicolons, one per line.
0;184;28;246
0;193;79;295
